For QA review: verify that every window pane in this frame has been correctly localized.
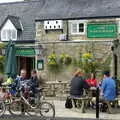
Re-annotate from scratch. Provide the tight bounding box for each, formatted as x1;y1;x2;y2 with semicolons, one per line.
2;30;7;39
11;30;16;39
7;30;11;40
72;23;77;33
79;23;84;32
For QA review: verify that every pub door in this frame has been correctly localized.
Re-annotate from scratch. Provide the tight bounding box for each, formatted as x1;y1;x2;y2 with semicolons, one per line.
17;57;35;79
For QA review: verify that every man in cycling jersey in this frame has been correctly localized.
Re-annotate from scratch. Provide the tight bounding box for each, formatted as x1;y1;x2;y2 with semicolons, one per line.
14;69;28;114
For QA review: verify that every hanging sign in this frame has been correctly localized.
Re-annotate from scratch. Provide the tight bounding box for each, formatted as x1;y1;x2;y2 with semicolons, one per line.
37;59;44;70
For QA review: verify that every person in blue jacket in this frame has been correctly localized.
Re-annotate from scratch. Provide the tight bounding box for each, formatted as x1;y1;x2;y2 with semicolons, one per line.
100;71;116;113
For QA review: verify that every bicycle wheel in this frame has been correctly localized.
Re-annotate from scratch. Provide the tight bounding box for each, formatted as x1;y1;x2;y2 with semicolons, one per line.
26;104;36;116
40;102;55;119
9;100;22;115
0;101;6;116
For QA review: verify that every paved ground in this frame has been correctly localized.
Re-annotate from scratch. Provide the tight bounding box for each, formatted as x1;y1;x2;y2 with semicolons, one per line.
1;98;120;120
0;115;105;120
47;99;120;120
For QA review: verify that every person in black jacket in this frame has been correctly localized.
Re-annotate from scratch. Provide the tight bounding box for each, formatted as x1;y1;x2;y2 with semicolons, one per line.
29;69;39;97
70;68;90;107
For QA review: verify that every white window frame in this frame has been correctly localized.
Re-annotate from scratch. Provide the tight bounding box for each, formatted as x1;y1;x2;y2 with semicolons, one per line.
1;19;17;41
1;30;7;40
1;29;17;41
70;20;86;35
116;18;120;34
11;30;17;40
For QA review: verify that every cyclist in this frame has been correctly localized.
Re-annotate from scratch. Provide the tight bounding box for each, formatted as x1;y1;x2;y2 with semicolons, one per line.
29;69;39;104
14;69;28;114
30;70;39;94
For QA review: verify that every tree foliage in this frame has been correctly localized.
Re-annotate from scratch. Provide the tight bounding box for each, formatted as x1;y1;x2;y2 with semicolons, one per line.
0;43;5;73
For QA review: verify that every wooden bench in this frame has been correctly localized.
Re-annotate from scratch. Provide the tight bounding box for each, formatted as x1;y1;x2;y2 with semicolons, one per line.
99;97;120;114
71;96;92;113
113;97;120;108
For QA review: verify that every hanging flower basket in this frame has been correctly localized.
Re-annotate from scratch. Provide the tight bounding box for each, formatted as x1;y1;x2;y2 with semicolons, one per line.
82;52;97;73
47;53;60;73
59;53;72;65
82;52;92;61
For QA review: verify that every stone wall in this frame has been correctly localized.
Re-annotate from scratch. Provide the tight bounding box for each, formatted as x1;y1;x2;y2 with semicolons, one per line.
35;18;118;83
36;18;119;42
113;41;120;78
38;42;113;84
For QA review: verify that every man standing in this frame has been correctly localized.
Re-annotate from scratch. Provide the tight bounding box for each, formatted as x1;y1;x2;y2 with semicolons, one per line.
15;69;27;114
30;69;39;96
29;70;39;105
100;71;116;113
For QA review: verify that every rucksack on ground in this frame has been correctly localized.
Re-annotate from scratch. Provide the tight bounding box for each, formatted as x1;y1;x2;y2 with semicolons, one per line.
65;96;73;109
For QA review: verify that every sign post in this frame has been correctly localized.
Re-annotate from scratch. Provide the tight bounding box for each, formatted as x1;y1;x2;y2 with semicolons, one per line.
96;87;99;118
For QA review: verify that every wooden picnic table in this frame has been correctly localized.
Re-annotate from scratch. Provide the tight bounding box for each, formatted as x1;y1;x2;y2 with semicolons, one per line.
71;87;97;113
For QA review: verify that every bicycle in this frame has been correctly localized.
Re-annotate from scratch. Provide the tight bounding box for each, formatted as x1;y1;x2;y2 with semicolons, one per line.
0;86;16;116
8;87;55;119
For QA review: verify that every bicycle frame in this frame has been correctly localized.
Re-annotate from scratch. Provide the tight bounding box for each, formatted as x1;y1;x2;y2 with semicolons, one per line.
20;90;41;110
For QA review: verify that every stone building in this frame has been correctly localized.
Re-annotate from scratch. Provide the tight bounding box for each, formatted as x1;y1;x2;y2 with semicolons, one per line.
0;0;120;80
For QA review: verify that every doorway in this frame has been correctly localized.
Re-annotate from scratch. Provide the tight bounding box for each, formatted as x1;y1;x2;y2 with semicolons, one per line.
17;57;35;79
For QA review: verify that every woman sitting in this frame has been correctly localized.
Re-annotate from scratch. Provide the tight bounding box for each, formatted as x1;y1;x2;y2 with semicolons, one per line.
70;68;90;108
86;72;97;87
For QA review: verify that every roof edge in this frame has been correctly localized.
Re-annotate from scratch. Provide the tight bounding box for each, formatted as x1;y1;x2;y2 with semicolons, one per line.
0;0;39;5
2;40;36;43
35;15;120;21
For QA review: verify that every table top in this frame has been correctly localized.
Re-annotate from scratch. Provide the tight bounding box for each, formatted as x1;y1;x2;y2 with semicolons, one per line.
90;87;97;90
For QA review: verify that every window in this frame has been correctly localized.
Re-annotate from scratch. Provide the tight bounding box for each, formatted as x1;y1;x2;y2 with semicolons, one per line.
1;29;17;41
1;30;7;40
71;23;77;33
79;23;84;32
11;30;17;39
71;21;86;35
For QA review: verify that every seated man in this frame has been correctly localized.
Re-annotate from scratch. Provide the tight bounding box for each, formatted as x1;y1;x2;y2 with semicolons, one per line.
100;71;116;113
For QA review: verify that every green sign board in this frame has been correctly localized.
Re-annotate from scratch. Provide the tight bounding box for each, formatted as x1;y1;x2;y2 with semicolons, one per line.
16;48;35;56
87;23;117;38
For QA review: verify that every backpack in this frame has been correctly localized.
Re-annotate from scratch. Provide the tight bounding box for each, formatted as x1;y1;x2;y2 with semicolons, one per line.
65;96;73;109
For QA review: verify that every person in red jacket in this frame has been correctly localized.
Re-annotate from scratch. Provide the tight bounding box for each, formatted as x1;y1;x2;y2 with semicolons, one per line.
86;73;97;87
86;72;97;107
